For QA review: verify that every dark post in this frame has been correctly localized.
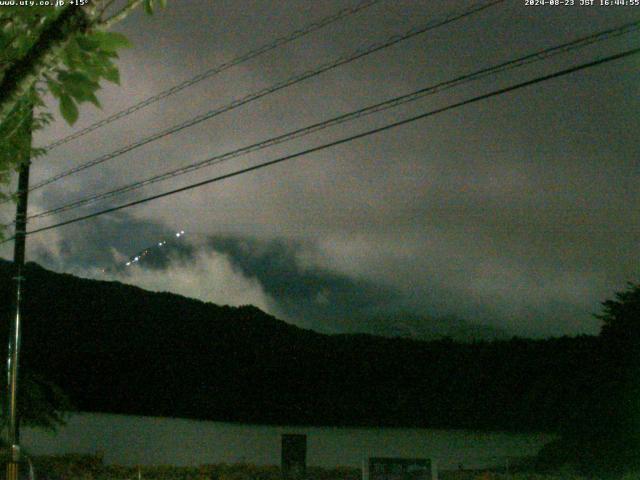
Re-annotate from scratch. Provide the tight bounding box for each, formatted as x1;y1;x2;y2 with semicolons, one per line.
6;106;32;480
281;434;307;480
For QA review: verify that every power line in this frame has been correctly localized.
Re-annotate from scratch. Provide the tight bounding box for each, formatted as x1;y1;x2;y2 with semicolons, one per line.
41;0;384;151
27;0;504;193
31;0;503;190
23;19;640;223
4;46;636;243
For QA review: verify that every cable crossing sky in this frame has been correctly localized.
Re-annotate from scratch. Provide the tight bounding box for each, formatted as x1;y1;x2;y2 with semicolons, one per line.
2;46;635;244
27;0;505;193
41;0;384;152
22;19;640;224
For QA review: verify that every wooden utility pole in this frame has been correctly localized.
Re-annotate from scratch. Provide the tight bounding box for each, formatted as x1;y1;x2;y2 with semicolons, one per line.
6;105;32;480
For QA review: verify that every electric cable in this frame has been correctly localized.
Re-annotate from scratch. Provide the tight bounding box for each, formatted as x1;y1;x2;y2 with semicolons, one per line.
41;0;384;151
27;0;505;193
23;19;640;223
1;45;634;244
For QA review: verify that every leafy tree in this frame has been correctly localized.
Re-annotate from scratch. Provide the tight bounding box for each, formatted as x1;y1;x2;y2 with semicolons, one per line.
597;281;640;342
537;282;640;478
596;283;640;473
5;370;72;431
0;0;167;204
0;0;167;432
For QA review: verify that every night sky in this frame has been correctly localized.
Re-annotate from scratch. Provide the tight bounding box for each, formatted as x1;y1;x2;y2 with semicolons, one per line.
1;0;638;337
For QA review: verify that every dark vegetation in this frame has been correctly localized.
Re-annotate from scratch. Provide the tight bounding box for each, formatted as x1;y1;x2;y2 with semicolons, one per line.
24;454;589;480
27;454;361;480
0;260;637;476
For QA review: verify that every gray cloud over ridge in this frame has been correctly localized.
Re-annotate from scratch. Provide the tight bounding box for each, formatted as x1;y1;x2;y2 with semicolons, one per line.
0;0;638;338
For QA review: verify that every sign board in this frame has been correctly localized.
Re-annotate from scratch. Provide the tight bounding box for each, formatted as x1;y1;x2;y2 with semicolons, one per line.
281;434;306;480
365;457;435;480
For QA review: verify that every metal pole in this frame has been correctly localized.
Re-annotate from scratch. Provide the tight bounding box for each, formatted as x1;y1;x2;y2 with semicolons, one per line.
6;106;32;480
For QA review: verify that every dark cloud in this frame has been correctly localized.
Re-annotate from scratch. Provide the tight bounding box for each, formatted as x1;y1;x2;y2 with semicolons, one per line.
27;211;173;273
204;235;399;331
1;0;638;338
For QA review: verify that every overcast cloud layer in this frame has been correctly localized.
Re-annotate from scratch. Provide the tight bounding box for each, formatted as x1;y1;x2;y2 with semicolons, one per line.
1;0;639;337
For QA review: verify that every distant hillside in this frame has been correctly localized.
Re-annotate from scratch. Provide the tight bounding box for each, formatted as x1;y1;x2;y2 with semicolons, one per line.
0;259;604;432
345;313;510;342
98;235;509;343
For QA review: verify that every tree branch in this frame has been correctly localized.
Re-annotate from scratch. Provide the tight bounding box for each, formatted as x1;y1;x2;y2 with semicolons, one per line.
0;6;92;127
99;0;144;29
97;0;119;21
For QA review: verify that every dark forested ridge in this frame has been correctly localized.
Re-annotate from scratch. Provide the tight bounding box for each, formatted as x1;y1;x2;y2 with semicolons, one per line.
0;260;622;435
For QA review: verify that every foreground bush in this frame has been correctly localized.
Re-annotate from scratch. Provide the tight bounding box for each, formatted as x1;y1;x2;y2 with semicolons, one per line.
30;454;610;480
31;455;361;480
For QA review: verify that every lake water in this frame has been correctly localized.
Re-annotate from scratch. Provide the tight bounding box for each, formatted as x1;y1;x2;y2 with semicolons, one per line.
22;412;555;470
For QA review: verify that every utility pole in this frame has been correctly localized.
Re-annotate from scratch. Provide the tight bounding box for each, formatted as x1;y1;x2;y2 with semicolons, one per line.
6;105;32;480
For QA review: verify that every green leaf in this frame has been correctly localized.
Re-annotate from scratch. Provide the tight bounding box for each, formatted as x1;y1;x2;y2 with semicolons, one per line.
59;94;78;125
157;0;167;7
45;76;63;99
58;70;98;87
61;37;82;69
102;64;120;85
90;31;131;52
57;71;99;103
63;84;95;103
143;0;154;15
58;70;94;86
30;146;47;159
96;49;119;61
85;91;101;109
76;34;101;51
78;62;107;82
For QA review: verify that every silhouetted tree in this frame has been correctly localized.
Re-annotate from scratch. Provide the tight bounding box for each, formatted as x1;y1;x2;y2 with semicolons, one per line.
598;282;640;343
538;283;640;478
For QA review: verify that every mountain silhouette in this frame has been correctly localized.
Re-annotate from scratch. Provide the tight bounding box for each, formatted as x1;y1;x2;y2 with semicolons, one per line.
0;259;599;431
